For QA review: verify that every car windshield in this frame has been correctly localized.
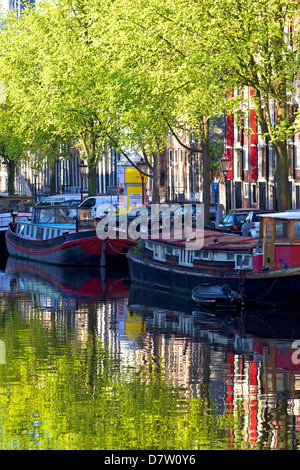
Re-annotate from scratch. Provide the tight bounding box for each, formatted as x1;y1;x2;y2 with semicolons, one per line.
56;200;81;206
235;213;248;223
80;198;96;208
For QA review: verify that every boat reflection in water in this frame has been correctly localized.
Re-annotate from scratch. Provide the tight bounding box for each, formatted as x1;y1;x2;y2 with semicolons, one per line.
3;257;300;449
3;256;130;303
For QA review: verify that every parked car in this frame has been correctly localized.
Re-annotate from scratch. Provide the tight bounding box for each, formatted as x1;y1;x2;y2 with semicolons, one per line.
80;195;118;215
217;211;250;235
36;194;83;206
96;204;193;236
209;203;224;227
242;210;276;237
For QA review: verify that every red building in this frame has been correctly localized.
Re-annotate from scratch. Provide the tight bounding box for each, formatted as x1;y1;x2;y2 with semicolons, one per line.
224;86;300;211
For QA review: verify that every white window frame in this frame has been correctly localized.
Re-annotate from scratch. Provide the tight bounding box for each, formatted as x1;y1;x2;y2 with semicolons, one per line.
179;249;194;267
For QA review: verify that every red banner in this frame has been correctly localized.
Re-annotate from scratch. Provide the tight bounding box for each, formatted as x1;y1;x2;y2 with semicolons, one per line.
226;113;234;180
249;89;258;180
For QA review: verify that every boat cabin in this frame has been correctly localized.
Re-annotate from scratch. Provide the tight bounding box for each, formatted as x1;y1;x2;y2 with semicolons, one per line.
144;230;256;271
14;205;94;241
259;212;300;269
0;196;35;213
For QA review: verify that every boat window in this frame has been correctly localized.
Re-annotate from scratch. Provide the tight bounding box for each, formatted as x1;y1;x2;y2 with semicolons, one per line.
38;208;55;224
145;241;153;250
23;200;34;212
31;226;35;238
243;256;251;268
165;246;172;256
51;229;55;238
266;222;272;238
236;254;243;267
226;252;235;260
18;224;25;234
6;200;21;212
294;221;300;239
45;228;49;239
236;254;251;269
179;249;194;266
26;225;30;235
201;250;211;260
275;221;288;239
153;243;166;262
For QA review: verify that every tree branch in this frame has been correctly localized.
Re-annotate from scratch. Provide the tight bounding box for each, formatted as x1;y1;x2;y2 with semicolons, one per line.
162;114;202;153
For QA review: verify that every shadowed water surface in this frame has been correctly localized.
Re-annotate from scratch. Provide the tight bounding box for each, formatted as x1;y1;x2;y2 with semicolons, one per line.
0;256;300;450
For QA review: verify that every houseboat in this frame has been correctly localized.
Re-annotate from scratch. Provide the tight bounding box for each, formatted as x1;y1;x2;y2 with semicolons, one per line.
5;204;136;266
126;211;300;307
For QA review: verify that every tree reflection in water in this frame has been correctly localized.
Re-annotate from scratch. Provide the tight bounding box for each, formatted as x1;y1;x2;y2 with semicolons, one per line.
0;259;299;450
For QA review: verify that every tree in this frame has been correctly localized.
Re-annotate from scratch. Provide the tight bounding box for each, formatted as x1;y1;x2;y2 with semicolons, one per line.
200;0;300;211
0;101;28;195
99;0;228;219
0;1;119;196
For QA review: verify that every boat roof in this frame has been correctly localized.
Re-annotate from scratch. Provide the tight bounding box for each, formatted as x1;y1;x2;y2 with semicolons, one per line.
155;229;257;251
259;211;300;220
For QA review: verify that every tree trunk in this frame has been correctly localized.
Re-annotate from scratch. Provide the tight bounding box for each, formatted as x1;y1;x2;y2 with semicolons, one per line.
7;159;16;195
274;139;291;211
202;116;211;225
81;129;97;196
49;160;56;194
88;162;97;196
151;152;160;204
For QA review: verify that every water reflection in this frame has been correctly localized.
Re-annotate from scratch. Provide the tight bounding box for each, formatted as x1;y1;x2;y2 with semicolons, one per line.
0;256;300;449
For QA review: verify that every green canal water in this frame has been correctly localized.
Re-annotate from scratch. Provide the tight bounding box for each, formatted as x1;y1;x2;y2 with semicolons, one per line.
0;256;300;450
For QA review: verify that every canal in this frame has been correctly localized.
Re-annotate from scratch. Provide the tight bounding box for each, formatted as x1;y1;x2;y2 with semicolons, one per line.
0;255;300;450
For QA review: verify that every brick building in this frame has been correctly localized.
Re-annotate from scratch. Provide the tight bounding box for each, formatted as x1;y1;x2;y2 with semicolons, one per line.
224;85;300;212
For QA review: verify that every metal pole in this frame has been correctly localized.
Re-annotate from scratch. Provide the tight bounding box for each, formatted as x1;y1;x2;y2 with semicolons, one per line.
225;174;228;214
141;174;145;205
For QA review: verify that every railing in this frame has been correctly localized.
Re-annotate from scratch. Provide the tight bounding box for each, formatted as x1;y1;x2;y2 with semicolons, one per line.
0;214;31;228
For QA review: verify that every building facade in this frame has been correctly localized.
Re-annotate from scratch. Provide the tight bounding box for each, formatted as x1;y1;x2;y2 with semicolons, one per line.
160;134;202;204
224;86;300;212
8;0;36;16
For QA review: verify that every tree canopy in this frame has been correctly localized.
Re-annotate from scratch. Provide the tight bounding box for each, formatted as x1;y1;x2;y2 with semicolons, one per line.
0;0;299;208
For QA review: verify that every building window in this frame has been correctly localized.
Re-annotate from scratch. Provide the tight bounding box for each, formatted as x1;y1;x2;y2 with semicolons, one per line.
269;145;275;178
242;147;248;171
258;146;265;179
251;184;257;205
296;185;300;209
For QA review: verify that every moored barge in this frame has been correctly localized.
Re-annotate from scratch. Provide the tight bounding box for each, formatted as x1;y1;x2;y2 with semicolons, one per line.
127;212;300;307
5;204;135;266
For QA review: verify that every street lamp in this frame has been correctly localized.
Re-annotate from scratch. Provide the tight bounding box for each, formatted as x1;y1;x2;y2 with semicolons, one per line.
218;153;231;214
79;159;87;202
137;158;147;205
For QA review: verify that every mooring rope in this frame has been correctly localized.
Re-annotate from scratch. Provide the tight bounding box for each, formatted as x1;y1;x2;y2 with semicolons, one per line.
107;242;127;255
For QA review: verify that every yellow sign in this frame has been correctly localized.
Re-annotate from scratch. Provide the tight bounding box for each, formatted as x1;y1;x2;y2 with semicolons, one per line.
127;186;143;210
125;168;142;184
